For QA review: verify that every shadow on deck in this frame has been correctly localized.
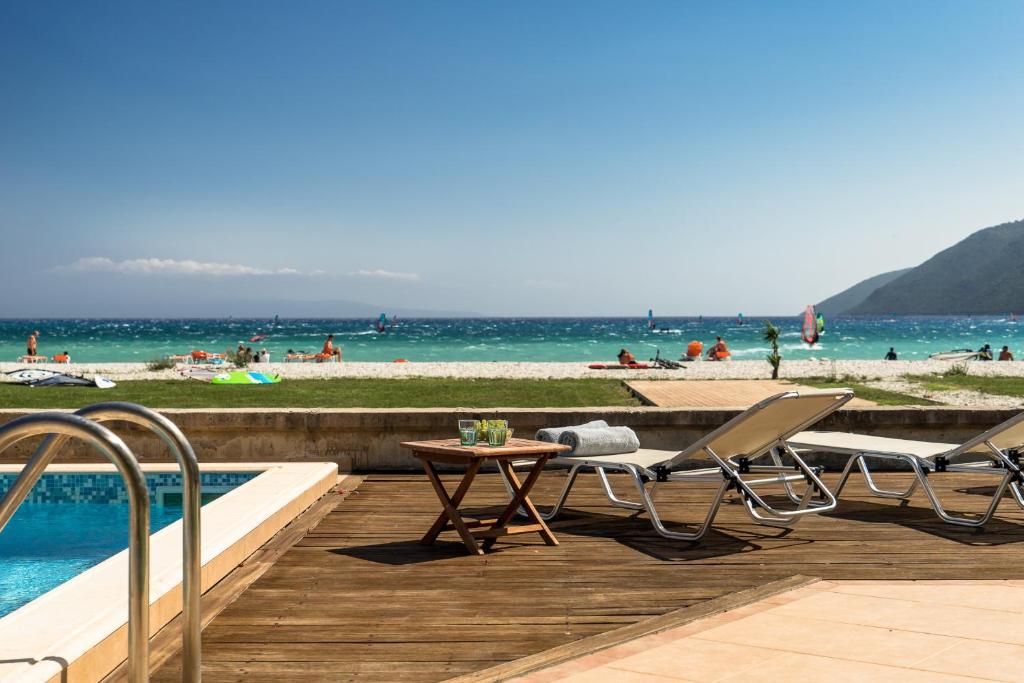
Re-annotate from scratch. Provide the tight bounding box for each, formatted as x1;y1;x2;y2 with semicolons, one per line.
150;471;1024;682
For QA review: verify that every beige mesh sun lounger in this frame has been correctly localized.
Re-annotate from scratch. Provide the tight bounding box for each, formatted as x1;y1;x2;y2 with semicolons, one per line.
789;416;1024;527
512;390;853;541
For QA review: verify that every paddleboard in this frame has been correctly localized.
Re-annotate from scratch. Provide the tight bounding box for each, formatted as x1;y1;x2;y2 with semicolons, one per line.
587;363;651;370
928;350;980;361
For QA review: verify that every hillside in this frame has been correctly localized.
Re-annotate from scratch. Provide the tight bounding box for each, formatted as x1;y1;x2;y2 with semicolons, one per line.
849;219;1024;315
816;268;912;315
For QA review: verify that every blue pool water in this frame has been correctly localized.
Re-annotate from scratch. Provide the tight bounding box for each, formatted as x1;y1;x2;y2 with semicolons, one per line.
0;471;257;619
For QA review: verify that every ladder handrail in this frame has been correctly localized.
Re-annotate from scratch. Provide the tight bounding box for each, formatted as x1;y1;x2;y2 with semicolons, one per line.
0;403;203;683
0;413;150;683
77;403;202;683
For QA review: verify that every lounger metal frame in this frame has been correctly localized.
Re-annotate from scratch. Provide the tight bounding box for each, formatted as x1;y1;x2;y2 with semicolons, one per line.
506;390;852;541
791;416;1024;527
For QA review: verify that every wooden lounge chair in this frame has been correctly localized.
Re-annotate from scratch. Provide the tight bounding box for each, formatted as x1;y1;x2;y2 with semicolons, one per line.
519;390;853;541
18;355;48;364
789;418;1024;527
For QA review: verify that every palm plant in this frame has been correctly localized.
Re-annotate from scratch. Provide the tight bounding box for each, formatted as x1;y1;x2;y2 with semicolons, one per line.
764;321;781;379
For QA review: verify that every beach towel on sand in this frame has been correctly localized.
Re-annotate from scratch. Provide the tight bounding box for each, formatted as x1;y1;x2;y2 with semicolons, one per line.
535;420;609;444
557;426;640;457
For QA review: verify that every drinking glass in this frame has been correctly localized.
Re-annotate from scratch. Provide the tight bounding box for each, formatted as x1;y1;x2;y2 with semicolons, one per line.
487;427;509;447
457;420;477;446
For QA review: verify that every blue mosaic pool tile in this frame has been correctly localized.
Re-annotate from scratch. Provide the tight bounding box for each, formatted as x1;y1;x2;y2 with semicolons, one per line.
0;471;260;504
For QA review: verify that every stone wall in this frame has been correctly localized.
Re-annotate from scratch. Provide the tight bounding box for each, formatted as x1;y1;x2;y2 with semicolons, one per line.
0;406;1016;471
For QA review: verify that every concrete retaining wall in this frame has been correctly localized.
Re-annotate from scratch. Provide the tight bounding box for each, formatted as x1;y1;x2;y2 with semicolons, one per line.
0;407;1017;471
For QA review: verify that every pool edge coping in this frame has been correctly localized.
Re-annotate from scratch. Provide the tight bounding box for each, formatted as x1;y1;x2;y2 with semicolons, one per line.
0;461;339;683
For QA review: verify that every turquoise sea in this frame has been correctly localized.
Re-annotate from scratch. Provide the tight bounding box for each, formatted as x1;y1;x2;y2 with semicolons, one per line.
1;317;1021;363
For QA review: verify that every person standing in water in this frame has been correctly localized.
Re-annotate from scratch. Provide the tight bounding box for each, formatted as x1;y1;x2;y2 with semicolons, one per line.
884;347;898;360
323;334;342;362
27;330;39;357
999;346;1014;361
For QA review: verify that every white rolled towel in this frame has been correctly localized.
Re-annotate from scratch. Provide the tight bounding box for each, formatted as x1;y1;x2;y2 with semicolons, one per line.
557;426;640;457
535;420;609;444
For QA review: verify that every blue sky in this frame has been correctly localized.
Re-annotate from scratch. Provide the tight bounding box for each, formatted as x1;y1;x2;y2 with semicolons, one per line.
1;1;1022;317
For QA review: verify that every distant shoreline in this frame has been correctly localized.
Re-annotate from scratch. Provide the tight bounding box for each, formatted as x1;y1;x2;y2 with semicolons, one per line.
5;360;1024;382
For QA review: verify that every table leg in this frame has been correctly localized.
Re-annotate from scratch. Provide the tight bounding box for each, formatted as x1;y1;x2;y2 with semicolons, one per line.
484;457;558;550
420;459;484;555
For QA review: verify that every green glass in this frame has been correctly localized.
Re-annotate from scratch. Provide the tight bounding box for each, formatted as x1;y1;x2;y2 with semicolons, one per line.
487;427;509;447
459;427;477;446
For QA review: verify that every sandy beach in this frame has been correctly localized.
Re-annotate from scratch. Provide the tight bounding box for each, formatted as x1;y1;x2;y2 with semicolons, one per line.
4;359;1024;382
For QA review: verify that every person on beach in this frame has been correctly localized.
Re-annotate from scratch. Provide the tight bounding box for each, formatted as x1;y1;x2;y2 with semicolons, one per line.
979;344;993;361
54;350;70;364
323;334;342;362
617;348;636;364
260;348;270;363
999;346;1014;361
706;337;729;361
884;347;898;360
27;330;39;357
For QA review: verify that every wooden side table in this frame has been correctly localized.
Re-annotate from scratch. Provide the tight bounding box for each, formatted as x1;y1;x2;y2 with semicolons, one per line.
400;437;570;555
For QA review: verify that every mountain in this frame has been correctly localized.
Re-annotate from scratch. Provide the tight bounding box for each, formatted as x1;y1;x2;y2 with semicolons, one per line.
816;268;912;316
848;219;1024;315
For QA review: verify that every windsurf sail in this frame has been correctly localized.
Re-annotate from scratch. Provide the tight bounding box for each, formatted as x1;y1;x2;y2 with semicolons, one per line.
375;313;387;333
210;371;281;385
647;309;654;329
4;369;62;384
4;370;115;388
816;313;825;334
182;367;280;384
249;314;279;342
801;305;819;344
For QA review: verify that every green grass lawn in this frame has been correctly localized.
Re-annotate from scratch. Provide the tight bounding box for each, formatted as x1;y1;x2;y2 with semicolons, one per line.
909;374;1024;398
0;378;641;409
802;379;938;406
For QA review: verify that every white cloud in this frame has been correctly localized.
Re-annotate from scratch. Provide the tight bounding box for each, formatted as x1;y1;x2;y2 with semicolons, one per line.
349;269;420;281
57;257;307;277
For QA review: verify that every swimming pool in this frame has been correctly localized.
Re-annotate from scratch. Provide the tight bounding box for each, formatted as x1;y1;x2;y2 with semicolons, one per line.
0;471;257;618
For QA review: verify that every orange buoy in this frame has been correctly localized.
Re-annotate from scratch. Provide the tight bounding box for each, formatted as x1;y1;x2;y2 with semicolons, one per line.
686;341;703;358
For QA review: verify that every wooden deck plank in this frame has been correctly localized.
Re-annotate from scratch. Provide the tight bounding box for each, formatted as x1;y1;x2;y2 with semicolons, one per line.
626;379;876;407
152;470;1024;682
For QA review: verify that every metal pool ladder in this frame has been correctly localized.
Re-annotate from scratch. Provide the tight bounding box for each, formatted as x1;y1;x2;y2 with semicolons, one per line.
0;403;203;683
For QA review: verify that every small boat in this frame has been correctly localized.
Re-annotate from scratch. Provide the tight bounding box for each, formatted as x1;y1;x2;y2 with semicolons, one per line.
928;349;980;361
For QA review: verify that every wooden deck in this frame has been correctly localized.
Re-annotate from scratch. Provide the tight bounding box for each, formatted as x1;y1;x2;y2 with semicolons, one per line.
625;379;877;407
152;470;1024;682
